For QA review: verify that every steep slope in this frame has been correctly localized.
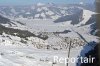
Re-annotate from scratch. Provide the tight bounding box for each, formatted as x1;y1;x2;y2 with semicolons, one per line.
0;15;10;24
54;8;83;25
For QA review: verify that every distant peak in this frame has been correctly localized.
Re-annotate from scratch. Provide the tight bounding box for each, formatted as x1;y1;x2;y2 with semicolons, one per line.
79;2;84;5
37;3;45;6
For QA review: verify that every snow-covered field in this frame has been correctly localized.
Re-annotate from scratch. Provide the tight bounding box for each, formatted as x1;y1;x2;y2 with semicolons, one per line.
14;19;72;32
0;45;84;66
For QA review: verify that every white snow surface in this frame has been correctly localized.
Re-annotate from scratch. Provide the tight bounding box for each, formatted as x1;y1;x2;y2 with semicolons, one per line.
0;45;83;66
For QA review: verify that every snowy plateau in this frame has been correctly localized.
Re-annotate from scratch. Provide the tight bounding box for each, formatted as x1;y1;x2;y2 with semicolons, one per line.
0;3;99;66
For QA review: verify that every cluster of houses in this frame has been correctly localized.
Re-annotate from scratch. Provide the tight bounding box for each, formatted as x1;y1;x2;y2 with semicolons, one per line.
30;36;86;50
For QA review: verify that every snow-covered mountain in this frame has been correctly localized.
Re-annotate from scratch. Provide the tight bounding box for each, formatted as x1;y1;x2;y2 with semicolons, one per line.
0;3;98;45
0;3;99;66
0;7;98;47
0;3;87;20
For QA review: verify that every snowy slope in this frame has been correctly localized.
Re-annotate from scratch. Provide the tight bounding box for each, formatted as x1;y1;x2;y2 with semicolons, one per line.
76;9;95;26
0;45;84;66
